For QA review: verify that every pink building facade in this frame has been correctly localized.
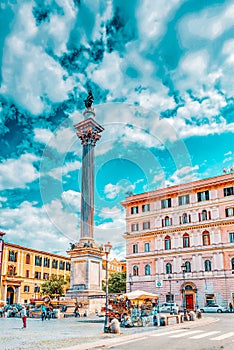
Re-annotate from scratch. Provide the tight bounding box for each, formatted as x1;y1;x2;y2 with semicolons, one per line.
122;174;234;310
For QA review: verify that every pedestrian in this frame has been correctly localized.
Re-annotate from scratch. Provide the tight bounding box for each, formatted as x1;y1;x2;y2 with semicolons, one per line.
229;302;233;313
21;306;27;328
41;304;46;321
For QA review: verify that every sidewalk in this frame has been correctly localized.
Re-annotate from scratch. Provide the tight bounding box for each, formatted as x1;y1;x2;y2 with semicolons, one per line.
0;315;218;350
62;315;218;350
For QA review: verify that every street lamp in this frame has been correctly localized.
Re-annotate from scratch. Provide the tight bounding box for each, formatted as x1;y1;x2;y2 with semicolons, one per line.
104;241;112;333
168;275;173;314
181;264;186;316
34;283;38;300
129;273;133;292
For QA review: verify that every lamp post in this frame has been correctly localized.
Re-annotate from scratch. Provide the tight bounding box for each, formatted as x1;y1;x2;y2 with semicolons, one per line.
181;264;186;315
34;283;38;300
168;275;173;314
104;241;112;333
129;273;133;292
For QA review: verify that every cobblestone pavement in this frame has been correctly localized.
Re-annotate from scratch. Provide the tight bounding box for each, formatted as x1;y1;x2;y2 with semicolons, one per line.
0;316;217;350
0;316;157;350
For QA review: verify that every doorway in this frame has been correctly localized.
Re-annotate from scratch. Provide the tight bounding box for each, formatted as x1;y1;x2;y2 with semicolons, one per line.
7;287;15;304
186;294;194;310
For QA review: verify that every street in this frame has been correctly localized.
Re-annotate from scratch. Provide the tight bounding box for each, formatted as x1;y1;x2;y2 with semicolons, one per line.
107;314;234;350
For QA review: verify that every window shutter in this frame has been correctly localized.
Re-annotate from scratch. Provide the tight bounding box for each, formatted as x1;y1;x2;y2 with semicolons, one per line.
198;213;201;221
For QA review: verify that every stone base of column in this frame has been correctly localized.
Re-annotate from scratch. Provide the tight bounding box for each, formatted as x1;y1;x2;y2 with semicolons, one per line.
66;241;105;315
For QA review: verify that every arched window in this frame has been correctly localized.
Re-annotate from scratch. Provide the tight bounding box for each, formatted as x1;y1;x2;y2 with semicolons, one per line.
185;261;191;272
166;263;172;274
133;265;139;276
204;260;212;271
165;216;171;226
165;235;171;250
183;233;190;248
201;210;207;221
182;213;188;224
202;230;210;246
145;264;151;275
26;254;30;264
231;258;234;270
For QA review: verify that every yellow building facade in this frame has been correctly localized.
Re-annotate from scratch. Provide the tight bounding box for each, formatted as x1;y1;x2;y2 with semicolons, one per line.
0;242;71;305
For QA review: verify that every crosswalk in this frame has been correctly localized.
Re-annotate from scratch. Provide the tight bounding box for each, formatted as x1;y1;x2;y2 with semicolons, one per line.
151;329;234;342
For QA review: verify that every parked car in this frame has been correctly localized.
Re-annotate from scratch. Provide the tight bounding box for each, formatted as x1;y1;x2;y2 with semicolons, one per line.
159;303;179;314
200;304;227;313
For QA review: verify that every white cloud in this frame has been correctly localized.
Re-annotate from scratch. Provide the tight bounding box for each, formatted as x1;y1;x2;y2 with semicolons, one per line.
179;2;234;43
48;160;81;181
104;183;121;199
166;165;199;186
0;154;39;190
0;2;75;114
137;0;182;45
1;200;79;254
35;127;78;154
62;190;81;212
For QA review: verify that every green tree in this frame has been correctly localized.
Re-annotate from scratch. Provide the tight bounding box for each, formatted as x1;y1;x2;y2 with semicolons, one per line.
108;272;126;294
41;275;67;300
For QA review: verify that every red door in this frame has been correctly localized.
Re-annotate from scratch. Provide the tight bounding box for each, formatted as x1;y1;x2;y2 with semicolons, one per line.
186;295;194;310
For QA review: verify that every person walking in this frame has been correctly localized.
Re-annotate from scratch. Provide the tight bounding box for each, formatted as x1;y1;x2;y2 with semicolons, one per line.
229;302;233;313
41;304;47;321
21;306;27;328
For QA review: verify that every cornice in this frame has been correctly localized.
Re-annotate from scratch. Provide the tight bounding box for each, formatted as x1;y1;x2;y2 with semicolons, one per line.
121;173;234;206
123;219;234;240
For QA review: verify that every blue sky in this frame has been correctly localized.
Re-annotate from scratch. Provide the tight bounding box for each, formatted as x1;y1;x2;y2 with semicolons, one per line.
0;0;234;259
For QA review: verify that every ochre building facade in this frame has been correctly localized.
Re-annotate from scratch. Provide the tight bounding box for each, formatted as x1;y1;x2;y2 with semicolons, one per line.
122;173;234;310
0;242;70;304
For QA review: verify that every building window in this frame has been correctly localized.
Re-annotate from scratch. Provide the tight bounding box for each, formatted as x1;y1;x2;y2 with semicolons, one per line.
201;210;208;221
224;187;234;196
52;259;58;269
163;216;172;227
59;261;65;270
131;206;138;214
178;194;190;206
142;204;150;212
165;236;171;250
166;263;172;274
202;231;210;246
133;244;138;254
182;213;189;224
144;243;150;252
183;233;190;248
226;208;234;217
26;270;30;278
204;260;212;272
43;273;49;280
44;257;50;268
131;223;139;232
24;285;30;292
231;258;234;270
133;265;139;276
197;190;209;202
185;261;191;272
161;198;172;209
66;262;71;271
26;254;30;264
35;256;42;266
35;271;41;279
229;233;234;243
145;264;151;275
8;251;17;262
143;221;150;230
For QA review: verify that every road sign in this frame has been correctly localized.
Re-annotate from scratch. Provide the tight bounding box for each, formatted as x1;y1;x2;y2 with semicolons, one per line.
156;280;163;288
